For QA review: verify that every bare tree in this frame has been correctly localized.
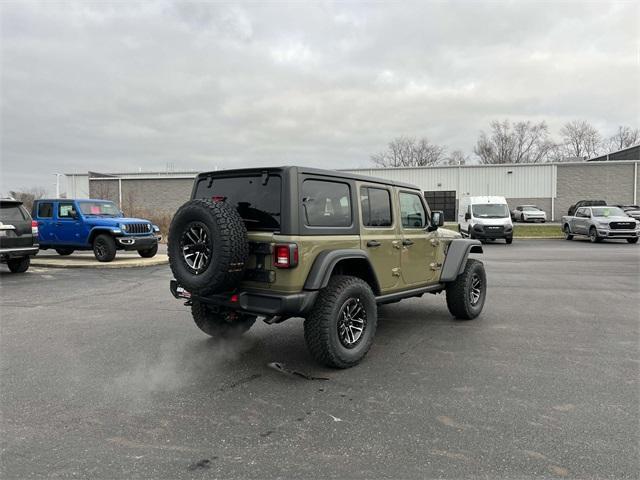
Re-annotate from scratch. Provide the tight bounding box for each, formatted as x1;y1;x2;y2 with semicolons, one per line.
444;150;469;166
607;125;640;151
474;120;555;164
559;120;602;159
90;180;118;203
8;187;48;211
371;136;446;167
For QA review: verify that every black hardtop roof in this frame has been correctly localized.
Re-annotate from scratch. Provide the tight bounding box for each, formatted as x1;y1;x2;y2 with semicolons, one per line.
196;166;420;190
0;198;22;204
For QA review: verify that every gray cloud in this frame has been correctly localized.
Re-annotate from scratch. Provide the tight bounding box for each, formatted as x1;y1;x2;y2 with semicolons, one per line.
1;0;638;194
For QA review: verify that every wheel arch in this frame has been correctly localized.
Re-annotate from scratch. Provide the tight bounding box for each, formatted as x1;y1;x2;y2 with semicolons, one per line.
87;227;116;244
304;249;381;295
440;239;484;282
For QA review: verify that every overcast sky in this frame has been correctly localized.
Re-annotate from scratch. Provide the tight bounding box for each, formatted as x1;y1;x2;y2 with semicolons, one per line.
1;0;638;194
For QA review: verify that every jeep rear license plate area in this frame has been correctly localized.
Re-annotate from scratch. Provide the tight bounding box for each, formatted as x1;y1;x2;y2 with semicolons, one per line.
170;280;191;299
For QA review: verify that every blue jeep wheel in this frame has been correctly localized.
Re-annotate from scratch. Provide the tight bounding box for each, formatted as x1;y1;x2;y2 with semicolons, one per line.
93;234;117;262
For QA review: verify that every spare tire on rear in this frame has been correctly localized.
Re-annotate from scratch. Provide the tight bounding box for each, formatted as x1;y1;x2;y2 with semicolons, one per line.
168;199;248;296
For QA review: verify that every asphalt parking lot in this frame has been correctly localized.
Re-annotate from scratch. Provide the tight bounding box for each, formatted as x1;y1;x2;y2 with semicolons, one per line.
1;240;638;479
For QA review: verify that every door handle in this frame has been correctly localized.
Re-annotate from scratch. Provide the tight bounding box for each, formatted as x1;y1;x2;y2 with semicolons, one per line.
402;239;414;246
366;240;381;247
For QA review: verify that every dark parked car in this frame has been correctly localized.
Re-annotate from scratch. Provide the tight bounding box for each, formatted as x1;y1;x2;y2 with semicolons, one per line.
567;200;606;216
0;198;39;273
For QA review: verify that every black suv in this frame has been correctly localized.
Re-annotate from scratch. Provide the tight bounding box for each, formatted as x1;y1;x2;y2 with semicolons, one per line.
0;198;39;273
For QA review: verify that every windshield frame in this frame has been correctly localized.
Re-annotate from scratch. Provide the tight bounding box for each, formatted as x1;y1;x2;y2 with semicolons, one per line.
472;203;510;219
78;201;121;217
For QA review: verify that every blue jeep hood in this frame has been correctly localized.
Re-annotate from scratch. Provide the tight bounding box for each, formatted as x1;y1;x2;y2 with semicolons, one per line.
84;217;152;227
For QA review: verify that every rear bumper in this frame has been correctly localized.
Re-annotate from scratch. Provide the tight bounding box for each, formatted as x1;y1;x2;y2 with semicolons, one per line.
0;246;39;259
115;235;157;250
170;280;318;318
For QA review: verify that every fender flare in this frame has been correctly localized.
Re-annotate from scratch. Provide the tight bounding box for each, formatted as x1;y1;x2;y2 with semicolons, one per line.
440;239;483;282
86;227;120;244
304;249;379;293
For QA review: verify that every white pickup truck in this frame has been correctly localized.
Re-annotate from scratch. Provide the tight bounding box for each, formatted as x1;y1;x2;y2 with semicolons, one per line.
561;206;639;244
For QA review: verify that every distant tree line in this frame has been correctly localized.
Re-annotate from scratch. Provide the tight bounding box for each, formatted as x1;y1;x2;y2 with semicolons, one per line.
371;121;640;167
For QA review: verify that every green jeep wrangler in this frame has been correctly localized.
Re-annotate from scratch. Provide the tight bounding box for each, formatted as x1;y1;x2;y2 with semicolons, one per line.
168;166;486;368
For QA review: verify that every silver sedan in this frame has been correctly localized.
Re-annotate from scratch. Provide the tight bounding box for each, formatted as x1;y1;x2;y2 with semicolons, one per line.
511;205;547;222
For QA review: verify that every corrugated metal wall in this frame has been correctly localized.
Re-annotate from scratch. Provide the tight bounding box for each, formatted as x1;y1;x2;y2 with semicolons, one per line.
345;164;555;198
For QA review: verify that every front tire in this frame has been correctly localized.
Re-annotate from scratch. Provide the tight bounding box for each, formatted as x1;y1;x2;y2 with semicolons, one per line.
589;227;601;243
304;275;377;369
191;300;256;338
505;236;513;244
446;259;486;320
55;248;74;256
627;237;639;244
7;256;30;273
93;234;117;262
138;243;158;258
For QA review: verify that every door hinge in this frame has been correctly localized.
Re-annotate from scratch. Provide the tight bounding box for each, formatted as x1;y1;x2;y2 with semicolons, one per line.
392;267;401;277
430;262;442;271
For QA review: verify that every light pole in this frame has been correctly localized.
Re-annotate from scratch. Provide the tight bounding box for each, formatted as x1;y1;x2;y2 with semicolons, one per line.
53;173;63;198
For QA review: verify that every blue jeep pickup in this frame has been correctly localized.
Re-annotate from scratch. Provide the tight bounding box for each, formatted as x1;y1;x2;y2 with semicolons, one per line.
32;199;161;262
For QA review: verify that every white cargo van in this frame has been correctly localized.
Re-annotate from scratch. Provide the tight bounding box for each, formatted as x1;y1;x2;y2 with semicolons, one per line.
458;196;513;244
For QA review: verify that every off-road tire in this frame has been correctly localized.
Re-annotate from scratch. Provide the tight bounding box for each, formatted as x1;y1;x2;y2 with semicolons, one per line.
589;227;601;243
191;300;256;338
304;275;377;369
505;236;513;244
446;258;486;320
7;256;30;273
55;248;74;256
93;234;117;262
138;243;158;258
564;225;573;240
168;199;248;296
627;237;639;244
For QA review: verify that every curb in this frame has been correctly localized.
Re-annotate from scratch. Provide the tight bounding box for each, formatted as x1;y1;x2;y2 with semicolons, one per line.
513;236;563;240
31;255;169;269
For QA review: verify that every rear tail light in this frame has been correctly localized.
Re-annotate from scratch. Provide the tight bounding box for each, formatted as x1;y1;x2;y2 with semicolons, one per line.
31;220;38;235
211;195;226;203
274;243;298;268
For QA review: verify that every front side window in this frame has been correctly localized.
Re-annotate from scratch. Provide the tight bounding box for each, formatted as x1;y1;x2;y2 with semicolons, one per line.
399;192;426;229
361;187;392;227
37;202;53;218
302;180;351;227
472;204;509;218
78;201;120;217
58;202;76;218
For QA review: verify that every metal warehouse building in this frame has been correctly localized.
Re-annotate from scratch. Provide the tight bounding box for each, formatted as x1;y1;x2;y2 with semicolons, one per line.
65;152;639;223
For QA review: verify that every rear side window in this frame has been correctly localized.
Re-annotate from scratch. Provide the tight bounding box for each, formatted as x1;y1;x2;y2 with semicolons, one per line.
360;187;392;227
38;202;53;218
193;174;282;231
302;180;352;227
0;204;27;222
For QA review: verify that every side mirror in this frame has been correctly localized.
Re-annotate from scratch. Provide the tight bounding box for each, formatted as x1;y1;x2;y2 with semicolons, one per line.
70;209;78;219
464;212;471;221
431;211;444;227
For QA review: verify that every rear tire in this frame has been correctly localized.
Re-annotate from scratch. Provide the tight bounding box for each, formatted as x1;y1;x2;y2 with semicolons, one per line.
446;259;486;320
627;237;639;244
191;300;256;338
55;248;74;256
138;243;158;258
7;256;30;273
304;275;377;369
168;200;248;296
563;225;573;240
93;234;117;262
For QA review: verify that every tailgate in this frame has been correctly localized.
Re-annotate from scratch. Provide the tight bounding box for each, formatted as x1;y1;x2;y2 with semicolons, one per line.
0;204;34;249
243;232;275;285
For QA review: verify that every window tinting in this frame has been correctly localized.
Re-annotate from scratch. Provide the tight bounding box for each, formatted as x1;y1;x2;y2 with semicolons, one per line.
399;192;426;228
0;204;27;222
302;180;351;227
194;174;281;231
361;187;392;227
38;202;53;218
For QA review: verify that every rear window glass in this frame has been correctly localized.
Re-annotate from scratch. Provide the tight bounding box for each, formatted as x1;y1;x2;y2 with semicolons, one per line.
302;180;352;227
0;204;27;222
38;202;53;218
361;187;392;227
194;174;282;231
